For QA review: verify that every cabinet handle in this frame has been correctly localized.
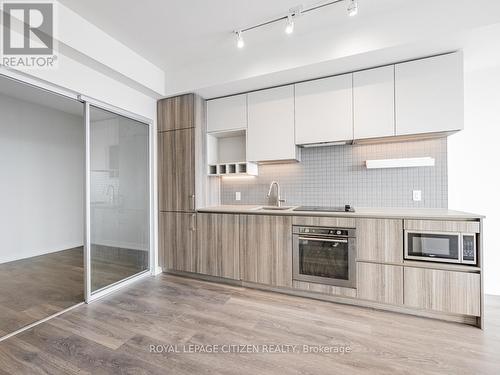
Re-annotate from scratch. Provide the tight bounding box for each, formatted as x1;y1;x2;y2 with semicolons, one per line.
190;194;196;211
190;214;196;231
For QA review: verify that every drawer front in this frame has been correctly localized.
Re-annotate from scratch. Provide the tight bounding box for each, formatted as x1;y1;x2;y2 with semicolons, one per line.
404;220;480;233
357;262;403;305
403;267;480;316
356;219;403;263
292;216;355;228
292;280;357;298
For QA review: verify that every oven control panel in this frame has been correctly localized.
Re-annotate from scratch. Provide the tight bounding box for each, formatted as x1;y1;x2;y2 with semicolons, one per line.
293;226;355;238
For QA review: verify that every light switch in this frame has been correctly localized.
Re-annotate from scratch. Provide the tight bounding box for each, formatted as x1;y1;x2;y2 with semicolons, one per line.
235;192;241;201
413;190;422;202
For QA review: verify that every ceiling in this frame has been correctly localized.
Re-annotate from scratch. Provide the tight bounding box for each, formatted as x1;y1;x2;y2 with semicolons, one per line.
59;0;365;71
58;0;500;98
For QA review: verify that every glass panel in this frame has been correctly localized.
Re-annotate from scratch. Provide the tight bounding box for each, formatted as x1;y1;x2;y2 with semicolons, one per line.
408;233;459;260
0;75;84;337
299;238;349;280
89;105;149;293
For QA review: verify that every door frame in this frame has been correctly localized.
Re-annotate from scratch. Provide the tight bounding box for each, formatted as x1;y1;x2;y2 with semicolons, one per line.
83;98;155;303
0;70;156;305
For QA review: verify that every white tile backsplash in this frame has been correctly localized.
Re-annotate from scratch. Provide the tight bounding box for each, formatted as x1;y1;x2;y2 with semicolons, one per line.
220;138;448;208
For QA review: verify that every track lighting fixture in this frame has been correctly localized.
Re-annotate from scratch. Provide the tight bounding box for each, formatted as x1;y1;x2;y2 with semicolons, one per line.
235;31;244;49
347;0;358;17
233;0;358;48
285;15;295;34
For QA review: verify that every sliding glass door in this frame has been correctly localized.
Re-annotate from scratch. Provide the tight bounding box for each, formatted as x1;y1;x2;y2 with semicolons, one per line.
86;104;150;298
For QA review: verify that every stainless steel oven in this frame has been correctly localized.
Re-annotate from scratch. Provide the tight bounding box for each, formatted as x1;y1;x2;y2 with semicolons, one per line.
404;230;477;265
293;226;356;288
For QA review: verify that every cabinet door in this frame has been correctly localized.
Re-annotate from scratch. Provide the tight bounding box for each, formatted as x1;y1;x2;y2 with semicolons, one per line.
295;74;353;145
207;94;247;133
158;94;194;131
247;85;297;162
240;215;293;287
404;267;480;316
196;213;240;279
356;219;403;263
357;262;403;305
353;66;395;140
159;212;197;272
158;128;195;212
395;52;464;136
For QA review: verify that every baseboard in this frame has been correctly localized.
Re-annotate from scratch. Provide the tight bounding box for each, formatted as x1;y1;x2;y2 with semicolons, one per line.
0;243;83;265
164;270;243;287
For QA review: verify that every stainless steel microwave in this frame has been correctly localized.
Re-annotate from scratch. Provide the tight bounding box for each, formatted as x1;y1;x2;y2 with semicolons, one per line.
404;230;477;265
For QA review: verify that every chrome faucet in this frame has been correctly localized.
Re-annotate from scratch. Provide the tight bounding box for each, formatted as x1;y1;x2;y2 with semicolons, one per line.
267;181;285;207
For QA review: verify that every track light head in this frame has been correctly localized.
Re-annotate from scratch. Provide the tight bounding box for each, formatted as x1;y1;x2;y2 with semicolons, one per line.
347;0;358;17
235;31;245;49
285;15;294;34
232;2;356;49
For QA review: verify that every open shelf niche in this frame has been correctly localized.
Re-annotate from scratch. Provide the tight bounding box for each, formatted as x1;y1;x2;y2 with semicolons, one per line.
206;129;258;177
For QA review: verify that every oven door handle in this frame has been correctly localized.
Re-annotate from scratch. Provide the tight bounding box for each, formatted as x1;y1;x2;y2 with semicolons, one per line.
298;236;348;243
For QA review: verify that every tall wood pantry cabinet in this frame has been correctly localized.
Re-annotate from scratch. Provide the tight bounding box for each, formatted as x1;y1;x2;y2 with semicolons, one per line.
158;94;199;272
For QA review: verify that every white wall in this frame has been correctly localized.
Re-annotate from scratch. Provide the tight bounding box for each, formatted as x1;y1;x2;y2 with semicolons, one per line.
448;64;500;296
0;93;84;264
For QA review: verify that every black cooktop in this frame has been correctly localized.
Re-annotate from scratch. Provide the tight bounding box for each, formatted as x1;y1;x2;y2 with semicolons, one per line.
293;205;355;213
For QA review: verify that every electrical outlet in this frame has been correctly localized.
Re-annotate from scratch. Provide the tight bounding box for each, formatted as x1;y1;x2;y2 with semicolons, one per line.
413;190;422;202
235;192;241;201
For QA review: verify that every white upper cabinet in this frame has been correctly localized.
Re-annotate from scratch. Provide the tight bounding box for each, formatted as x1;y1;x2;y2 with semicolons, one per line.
247;85;298;162
295;74;353;145
207;94;247;132
353;65;395;140
395;52;464;136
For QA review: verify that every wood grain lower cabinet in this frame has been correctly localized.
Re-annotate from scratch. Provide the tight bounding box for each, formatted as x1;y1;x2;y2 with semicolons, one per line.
158;128;195;212
403;267;481;316
196;213;240;279
292;216;355;228
404;219;480;233
240;215;293;288
356;219;403;263
159;212;197;272
293;280;356;298
357;262;403;305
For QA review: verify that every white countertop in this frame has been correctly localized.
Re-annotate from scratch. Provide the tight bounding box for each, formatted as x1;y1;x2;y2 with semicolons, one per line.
197;205;484;220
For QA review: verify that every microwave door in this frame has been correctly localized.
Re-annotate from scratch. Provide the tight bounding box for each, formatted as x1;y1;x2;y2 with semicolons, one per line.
406;232;460;263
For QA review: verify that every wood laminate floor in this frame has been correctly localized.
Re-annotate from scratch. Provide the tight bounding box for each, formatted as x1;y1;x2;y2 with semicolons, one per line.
0;246;147;337
0;248;84;337
0;274;499;375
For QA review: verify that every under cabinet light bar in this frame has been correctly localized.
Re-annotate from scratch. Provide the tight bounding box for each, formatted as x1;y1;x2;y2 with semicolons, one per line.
302;141;348;148
366;157;435;169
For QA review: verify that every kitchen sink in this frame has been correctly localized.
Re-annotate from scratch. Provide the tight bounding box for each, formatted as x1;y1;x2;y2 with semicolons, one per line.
257;206;294;211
